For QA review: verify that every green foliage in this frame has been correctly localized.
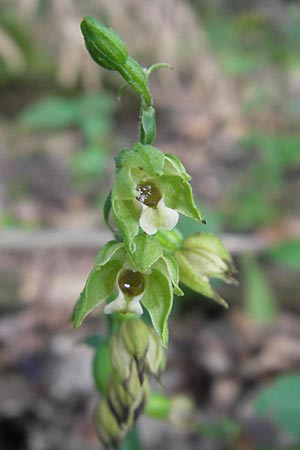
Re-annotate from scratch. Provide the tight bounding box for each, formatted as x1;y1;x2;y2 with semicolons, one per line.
18;93;114;185
254;374;300;438
203;7;300;76
242;254;277;324
266;240;300;270
222;132;300;231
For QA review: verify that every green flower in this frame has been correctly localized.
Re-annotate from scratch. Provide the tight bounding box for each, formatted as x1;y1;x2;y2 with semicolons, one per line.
174;232;237;307
112;143;202;249
72;237;182;345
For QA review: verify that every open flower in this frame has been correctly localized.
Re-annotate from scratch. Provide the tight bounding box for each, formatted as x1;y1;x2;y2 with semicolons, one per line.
72;239;182;345
104;269;145;315
137;182;179;234
112;143;202;248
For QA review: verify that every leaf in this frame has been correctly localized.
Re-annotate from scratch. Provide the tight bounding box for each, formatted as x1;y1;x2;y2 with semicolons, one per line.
72;259;122;328
18;97;78;131
242;254;277;324
254;374;300;438
158;175;202;222
71;146;108;177
129;233;163;272
266;239;300;269
141;269;173;346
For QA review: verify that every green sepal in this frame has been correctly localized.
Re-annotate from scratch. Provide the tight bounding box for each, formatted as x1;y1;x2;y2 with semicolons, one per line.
72;259;123;328
81;16;128;71
112;197;141;250
117;142;165;177
183;233;235;280
158;175;202;222
140;106;156;145
160;253;184;296
174;251;228;308
164;153;191;181
119;56;152;106
94;241;125;267
114;166;136;200
157;229;183;252
129;233;163;272
141;268;173;347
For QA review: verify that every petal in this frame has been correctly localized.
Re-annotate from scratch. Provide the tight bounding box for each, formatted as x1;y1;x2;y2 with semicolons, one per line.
139;199;179;235
104;289;144;315
104;290;127;314
127;295;144;315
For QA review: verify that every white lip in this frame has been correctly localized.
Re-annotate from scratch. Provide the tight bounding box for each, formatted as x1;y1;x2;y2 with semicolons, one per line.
104;287;144;315
139;198;179;235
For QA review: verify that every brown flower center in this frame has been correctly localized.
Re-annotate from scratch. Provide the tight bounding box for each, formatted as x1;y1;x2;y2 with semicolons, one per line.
136;182;162;207
118;270;145;297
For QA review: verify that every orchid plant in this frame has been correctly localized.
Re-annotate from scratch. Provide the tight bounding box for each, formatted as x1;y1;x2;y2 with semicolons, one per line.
72;16;236;449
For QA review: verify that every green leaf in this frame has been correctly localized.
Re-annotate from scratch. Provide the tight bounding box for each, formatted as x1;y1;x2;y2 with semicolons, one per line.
118;143;165;177
71;146;107;177
141;269;173;346
119;56;152;106
266;239;300;269
129;234;163;272
18;97;77;131
158;175;202;222
94;241;125;267
254;374;300;438
242;254;277;324
72;259;122;328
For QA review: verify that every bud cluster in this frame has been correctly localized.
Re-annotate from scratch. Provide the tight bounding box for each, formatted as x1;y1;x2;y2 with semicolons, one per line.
94;319;165;448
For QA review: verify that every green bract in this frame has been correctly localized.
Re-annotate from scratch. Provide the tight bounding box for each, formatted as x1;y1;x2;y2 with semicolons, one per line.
174;232;237;307
72;239;181;346
112;142;202;249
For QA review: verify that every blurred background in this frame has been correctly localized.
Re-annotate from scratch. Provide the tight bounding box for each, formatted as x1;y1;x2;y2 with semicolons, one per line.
1;0;300;449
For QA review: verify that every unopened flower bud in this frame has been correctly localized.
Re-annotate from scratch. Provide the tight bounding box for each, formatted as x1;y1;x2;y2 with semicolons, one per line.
94;398;125;449
81;16;128;71
175;232;237;306
145;328;166;376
